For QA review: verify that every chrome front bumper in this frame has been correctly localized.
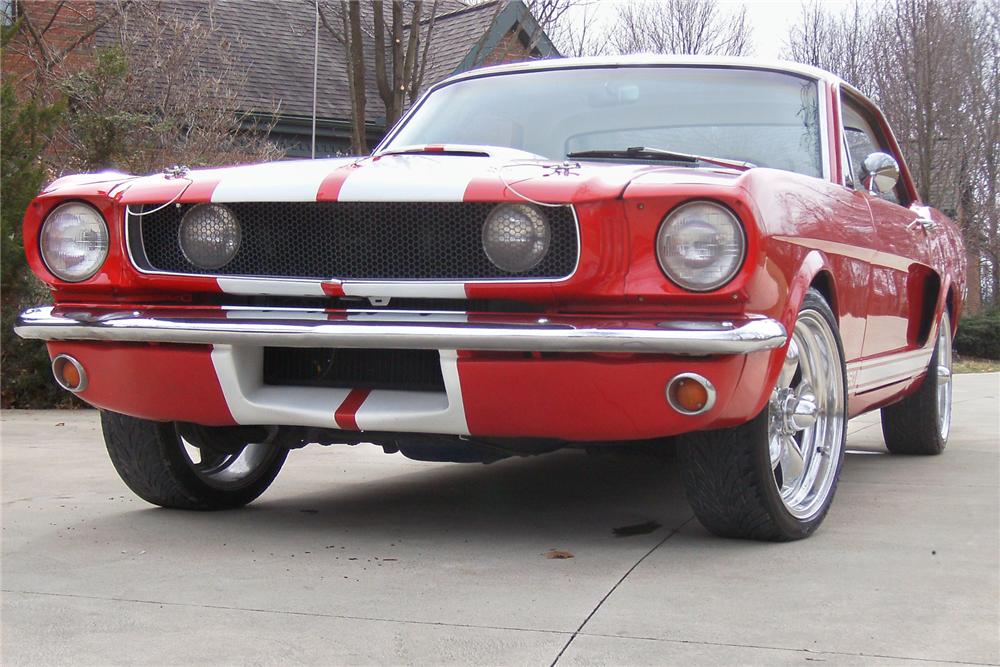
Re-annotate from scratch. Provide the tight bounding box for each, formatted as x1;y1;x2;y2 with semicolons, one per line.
16;306;787;356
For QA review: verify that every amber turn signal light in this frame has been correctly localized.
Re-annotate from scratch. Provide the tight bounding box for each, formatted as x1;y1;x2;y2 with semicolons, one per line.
675;378;708;411
52;355;87;393
666;373;716;415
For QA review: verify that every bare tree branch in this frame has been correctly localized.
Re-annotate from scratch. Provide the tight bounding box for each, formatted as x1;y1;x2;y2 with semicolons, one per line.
413;1;439;102
607;0;753;56
374;1;392;104
785;0;1000;307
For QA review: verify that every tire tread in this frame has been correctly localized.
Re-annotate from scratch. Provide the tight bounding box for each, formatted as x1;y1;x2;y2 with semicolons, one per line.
881;321;948;456
678;411;790;541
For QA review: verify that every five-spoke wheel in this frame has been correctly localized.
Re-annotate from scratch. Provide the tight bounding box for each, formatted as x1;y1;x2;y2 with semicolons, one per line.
767;309;846;522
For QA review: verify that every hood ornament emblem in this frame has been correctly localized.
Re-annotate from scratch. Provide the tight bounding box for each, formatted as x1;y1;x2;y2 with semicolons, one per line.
163;165;190;180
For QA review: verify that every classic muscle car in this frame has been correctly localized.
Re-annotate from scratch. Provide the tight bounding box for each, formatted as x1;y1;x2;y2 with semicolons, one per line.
16;56;965;541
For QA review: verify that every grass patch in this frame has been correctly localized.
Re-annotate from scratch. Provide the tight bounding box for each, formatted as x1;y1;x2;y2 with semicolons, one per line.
953;355;1000;374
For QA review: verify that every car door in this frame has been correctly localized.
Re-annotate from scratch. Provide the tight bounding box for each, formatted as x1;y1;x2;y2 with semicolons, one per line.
841;93;935;365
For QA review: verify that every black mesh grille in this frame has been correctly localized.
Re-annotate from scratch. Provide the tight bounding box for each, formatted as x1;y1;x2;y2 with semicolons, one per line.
132;202;578;280
262;348;445;393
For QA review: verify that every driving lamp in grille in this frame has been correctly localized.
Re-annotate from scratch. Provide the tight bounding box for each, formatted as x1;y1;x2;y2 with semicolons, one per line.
655;201;745;291
40;202;110;282
481;203;551;273
178;204;242;270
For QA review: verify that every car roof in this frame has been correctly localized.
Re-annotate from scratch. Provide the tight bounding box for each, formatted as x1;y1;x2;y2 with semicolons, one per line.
438;54;847;89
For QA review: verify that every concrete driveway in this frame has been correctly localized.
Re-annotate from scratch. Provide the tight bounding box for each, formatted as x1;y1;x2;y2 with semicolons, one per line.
2;373;998;666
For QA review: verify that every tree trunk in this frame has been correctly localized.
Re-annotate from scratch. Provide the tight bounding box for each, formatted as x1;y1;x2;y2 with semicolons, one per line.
348;2;367;154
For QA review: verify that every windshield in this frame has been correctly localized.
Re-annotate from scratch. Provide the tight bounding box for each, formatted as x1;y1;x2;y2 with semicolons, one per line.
383;66;823;177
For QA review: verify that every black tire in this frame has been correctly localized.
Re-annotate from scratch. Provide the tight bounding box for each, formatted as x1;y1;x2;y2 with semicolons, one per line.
101;411;287;510
881;311;952;455
677;289;848;541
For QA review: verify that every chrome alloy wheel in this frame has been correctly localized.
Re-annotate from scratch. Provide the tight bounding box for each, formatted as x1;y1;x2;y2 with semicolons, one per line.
768;310;846;520
935;311;953;441
180;432;278;490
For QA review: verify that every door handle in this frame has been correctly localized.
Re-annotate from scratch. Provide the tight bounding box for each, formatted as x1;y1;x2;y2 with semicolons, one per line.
907;217;936;233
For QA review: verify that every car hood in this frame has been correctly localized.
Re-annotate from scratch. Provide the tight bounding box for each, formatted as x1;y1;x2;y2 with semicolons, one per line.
46;154;745;206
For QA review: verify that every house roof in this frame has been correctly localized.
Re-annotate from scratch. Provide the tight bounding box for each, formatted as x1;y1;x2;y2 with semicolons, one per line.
95;0;553;128
418;2;506;89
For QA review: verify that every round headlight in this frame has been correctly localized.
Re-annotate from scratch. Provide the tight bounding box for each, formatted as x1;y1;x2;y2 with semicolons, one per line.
40;202;110;282
655;201;745;291
482;203;551;273
178;204;241;270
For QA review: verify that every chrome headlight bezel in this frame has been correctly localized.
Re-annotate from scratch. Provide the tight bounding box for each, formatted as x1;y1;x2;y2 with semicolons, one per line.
481;203;552;273
39;202;110;283
177;203;242;270
655;200;746;292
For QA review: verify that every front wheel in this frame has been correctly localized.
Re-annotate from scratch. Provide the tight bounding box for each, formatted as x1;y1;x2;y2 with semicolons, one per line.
101;411;287;510
678;289;848;541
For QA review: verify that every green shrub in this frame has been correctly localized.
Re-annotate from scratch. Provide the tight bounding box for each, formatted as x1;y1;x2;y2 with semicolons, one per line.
954;311;1000;361
1;22;72;409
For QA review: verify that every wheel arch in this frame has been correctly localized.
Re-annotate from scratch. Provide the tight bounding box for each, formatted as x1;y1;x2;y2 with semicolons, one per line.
809;269;838;320
780;250;839;335
919;269;958;342
755;251;841;419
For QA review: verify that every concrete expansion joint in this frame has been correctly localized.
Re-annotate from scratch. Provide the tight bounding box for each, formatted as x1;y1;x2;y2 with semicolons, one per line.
549;516;695;667
1;588;569;637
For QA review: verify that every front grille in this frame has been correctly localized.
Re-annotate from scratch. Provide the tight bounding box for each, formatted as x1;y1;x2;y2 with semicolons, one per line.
262;348;445;393
129;202;578;281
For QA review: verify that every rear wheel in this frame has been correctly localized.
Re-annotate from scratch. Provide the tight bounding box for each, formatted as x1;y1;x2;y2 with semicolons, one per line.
881;311;952;455
101;411;287;510
678;289;847;541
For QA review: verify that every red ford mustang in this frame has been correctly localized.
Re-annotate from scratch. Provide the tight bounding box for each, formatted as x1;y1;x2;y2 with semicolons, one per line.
16;56;965;541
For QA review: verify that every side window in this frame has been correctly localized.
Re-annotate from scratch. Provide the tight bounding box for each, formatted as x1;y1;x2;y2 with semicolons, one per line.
841;98;901;205
840;130;856;188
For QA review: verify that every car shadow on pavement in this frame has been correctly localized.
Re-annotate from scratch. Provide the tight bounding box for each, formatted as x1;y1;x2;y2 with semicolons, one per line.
98;447;696;549
76;441;904;553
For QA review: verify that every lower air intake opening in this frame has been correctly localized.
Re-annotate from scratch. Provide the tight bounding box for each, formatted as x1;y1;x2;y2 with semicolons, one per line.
262;348;446;393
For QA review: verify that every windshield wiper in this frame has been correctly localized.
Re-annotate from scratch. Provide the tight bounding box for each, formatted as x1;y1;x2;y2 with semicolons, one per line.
565;146;755;171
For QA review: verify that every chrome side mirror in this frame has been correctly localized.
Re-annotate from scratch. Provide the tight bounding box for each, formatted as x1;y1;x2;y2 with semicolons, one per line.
861;152;899;195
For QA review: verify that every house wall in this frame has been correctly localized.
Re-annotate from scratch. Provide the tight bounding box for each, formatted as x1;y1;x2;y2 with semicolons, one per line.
481;28;541;67
3;0;101;92
4;3;552;162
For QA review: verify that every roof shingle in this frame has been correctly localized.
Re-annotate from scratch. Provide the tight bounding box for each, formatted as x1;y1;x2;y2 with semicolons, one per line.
97;0;514;126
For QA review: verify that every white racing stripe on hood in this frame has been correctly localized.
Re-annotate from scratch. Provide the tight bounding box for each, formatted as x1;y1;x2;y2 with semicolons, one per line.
337;155;483;202
210;159;353;202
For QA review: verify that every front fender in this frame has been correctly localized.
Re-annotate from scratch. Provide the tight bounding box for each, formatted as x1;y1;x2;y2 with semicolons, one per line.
745;248;838;420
